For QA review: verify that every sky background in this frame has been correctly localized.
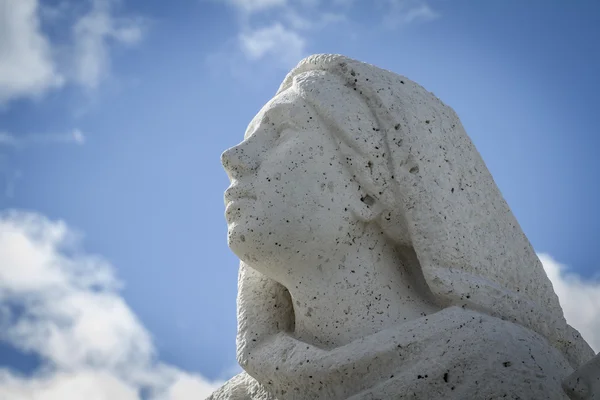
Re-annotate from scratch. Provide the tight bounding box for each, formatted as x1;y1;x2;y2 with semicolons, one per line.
0;0;599;398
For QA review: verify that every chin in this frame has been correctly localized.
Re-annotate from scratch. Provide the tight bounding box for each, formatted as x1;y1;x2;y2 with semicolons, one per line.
227;224;261;264
228;224;291;278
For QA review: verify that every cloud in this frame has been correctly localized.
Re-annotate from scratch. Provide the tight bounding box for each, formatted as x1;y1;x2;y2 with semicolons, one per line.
72;0;146;89
402;3;439;24
216;0;436;72
382;0;440;28
0;0;146;106
0;210;221;399
0;129;86;148
161;372;224;400
0;0;65;105
220;0;343;68
239;23;306;66
539;253;600;352
225;0;287;14
0;209;596;400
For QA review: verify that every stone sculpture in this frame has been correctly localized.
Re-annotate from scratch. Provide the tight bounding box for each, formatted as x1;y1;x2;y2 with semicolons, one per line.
210;54;597;399
563;355;600;400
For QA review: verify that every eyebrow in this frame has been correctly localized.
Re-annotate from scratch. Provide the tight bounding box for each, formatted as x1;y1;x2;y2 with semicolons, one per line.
244;102;302;139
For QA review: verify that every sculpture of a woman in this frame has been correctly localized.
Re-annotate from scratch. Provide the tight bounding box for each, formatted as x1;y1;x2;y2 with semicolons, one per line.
210;54;595;400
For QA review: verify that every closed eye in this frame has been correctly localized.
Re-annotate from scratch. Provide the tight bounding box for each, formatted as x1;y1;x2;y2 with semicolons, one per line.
275;122;297;143
276;121;294;135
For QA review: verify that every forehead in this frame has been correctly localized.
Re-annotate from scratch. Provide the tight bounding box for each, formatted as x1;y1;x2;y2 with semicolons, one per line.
244;88;312;140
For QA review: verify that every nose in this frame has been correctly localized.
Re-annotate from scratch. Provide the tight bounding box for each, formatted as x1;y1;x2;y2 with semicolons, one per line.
221;140;260;180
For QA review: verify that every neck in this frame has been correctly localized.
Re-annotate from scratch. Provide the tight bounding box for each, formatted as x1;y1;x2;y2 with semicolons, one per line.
281;222;440;349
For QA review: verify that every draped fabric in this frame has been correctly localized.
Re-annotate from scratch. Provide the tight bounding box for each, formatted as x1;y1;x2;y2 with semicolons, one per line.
273;54;593;369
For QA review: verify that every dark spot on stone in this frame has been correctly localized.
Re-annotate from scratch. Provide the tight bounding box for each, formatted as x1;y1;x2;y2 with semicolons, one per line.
425;120;430;124
443;372;449;382
503;361;512;367
361;195;375;206
451;188;454;193
394;124;400;130
409;165;419;174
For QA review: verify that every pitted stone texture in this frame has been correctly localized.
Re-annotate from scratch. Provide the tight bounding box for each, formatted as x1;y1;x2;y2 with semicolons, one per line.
211;308;575;400
563;354;600;399
208;373;275;400
213;54;595;399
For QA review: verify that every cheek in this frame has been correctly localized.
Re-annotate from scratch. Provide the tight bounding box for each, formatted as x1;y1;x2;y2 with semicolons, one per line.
262;162;333;211
258;138;353;218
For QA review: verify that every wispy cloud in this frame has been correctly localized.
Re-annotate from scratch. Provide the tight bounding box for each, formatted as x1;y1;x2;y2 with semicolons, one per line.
0;0;146;106
0;129;86;148
239;23;306;66
214;0;438;74
383;0;440;28
0;210;221;399
224;0;287;14
0;212;595;400
72;0;147;90
540;253;600;352
0;0;64;105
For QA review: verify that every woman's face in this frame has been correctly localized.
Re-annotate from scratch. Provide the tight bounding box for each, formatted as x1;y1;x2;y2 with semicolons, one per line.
221;89;364;279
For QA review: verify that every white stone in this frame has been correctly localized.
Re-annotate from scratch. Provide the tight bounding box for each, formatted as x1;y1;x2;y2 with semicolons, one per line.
563;353;600;399
210;54;596;399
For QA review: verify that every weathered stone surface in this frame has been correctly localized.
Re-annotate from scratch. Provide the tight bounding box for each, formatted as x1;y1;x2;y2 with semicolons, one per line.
211;54;596;399
563;353;600;400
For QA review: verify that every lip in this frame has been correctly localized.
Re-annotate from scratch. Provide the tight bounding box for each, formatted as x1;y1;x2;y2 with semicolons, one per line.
224;185;257;221
225;198;256;221
224;185;257;206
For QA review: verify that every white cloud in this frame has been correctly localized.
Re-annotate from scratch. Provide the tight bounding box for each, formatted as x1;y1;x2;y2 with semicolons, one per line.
402;3;438;23
217;0;432;71
0;129;86;148
0;370;140;400
539;253;600;352
0;0;145;105
225;0;287;14
0;210;221;399
72;129;86;144
0;210;595;400
161;372;223;400
239;23;306;66
0;0;65;105
383;0;439;28
72;0;146;89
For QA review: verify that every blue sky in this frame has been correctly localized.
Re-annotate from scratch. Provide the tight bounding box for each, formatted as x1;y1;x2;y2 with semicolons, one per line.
0;0;599;398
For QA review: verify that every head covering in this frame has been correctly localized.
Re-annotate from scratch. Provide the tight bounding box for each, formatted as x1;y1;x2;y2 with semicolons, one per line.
274;54;593;368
